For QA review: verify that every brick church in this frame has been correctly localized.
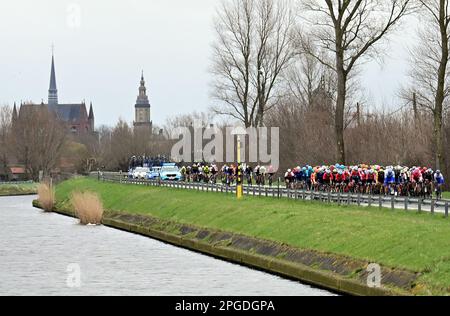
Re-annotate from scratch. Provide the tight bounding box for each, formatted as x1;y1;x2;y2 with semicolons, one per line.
14;54;95;134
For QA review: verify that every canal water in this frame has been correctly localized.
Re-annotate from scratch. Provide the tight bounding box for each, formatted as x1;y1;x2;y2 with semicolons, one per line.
0;196;333;296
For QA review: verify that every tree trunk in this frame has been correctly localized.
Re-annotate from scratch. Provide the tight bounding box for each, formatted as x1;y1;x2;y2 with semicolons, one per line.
435;0;448;174
335;43;346;164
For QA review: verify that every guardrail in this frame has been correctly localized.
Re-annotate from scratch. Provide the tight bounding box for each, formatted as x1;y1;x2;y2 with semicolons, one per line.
0;180;34;185
93;172;450;217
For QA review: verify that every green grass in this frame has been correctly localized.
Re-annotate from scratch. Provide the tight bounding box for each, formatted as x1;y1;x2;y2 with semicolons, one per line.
0;182;37;196
56;177;450;294
443;192;450;199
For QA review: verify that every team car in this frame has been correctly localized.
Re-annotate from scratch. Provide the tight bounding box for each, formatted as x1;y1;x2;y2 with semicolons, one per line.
146;167;162;180
159;163;182;181
132;167;150;179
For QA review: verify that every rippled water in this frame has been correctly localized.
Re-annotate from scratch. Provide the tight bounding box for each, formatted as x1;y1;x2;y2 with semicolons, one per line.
0;196;333;296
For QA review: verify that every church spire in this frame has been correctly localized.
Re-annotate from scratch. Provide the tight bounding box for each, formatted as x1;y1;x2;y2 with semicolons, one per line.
12;102;18;121
88;102;94;120
48;53;58;106
136;71;150;105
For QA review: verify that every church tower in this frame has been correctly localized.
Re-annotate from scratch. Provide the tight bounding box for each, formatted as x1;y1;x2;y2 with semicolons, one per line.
133;71;152;134
48;54;58;106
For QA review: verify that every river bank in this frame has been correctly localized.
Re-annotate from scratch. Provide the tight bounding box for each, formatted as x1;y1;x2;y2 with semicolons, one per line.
0;182;37;196
46;177;450;295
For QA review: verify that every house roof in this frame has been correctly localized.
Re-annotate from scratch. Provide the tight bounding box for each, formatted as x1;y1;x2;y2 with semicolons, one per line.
10;167;25;174
50;104;88;123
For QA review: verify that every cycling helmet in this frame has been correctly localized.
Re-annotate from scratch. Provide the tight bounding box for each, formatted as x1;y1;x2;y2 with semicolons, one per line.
436;170;441;175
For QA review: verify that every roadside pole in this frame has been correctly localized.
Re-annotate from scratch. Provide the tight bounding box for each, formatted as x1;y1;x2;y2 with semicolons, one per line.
236;136;243;199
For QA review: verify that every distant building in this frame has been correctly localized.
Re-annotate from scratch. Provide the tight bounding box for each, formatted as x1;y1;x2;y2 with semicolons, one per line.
14;54;95;134
133;72;152;135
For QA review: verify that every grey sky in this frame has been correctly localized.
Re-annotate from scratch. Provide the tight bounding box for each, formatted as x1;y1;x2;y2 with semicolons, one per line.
0;0;415;127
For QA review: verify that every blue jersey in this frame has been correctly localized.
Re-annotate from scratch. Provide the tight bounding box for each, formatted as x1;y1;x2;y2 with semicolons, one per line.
384;174;396;185
435;175;445;185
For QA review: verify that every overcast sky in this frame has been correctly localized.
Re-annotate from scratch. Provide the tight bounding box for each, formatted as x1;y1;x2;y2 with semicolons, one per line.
0;0;416;127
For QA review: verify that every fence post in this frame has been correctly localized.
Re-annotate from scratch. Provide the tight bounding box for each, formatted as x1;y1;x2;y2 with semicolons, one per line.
303;189;306;201
357;193;361;206
328;191;331;203
277;178;281;199
445;202;449;218
379;195;382;209
418;198;422;213
337;192;341;205
431;199;435;215
404;197;408;211
347;193;351;205
259;185;262;197
391;196;395;210
368;195;372;208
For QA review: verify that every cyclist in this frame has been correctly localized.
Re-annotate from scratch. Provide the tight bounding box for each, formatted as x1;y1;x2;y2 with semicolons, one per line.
410;167;423;196
245;164;253;186
366;169;376;194
211;164;218;183
334;169;346;192
422;168;433;198
285;169;295;189
294;167;302;187
384;168;396;195
254;165;261;185
192;163;199;182
259;165;267;186
331;169;339;192
180;165;187;181
350;167;360;192
203;164;211;183
434;170;445;200
316;167;326;191
306;166;314;190
186;165;192;182
323;169;333;191
397;169;409;196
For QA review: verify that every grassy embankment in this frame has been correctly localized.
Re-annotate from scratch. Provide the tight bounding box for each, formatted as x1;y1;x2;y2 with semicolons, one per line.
55;177;450;294
0;182;37;196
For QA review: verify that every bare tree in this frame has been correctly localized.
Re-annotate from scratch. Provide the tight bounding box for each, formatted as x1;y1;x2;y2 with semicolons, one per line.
0;105;12;179
211;0;296;127
108;119;135;171
301;0;411;164
404;1;450;174
11;105;67;180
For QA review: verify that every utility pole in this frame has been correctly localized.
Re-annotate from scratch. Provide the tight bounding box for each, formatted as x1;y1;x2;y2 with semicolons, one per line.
236;136;243;199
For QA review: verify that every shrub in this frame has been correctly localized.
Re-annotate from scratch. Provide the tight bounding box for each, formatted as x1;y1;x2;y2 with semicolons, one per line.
37;183;55;212
71;192;104;225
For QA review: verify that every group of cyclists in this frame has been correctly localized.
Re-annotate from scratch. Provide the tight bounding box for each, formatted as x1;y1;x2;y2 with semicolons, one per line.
179;163;277;186
283;164;445;200
129;155;446;200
